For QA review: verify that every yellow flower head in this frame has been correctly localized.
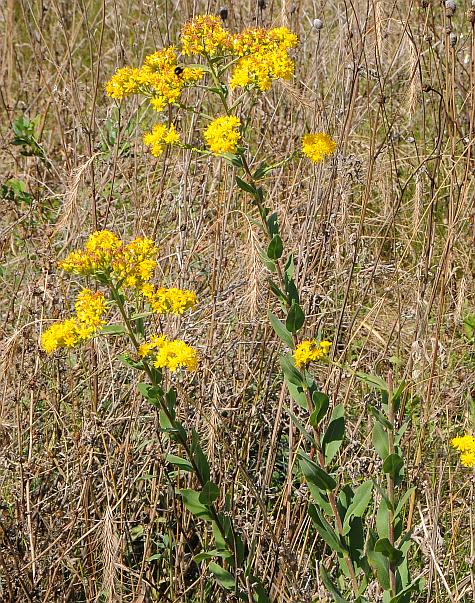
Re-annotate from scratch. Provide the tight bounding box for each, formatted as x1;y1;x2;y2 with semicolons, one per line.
293;340;332;369
181;15;231;57
141;284;197;315
75;289;107;329
106;47;203;112
105;67;143;99
41;289;107;354
59;230;122;276
139;335;198;372
232;27;298;56
204;115;241;156
112;237;159;288
302;133;337;164
143;123;181;157
451;434;475;468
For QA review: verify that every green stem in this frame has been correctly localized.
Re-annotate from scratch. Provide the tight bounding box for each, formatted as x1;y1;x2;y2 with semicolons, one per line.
386;371;397;597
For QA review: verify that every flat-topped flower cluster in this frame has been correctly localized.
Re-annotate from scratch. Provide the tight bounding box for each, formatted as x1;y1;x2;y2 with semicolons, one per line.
41;231;198;372
105;15;335;163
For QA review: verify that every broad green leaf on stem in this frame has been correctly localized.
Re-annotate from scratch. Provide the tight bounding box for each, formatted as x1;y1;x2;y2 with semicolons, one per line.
394;487;416;518
388;576;425;603
193;549;232;563
284;276;299;305
199;481;219;505
373;421;389;460
308;483;333;514
374;538;404;566
192;429;210;484
323;404;345;465
267;234;283;260
280;354;305;387
249;577;271;603
383;453;404;477
285;380;308;409
266;211;279;236
298;451;336;491
118;354;145;370
268;311;294;348
285;405;313;444
165;454;193;473
286;301;305;333
100;324;127;335
356;371;388;391
367;549;390;590
208;561;236;590
235;175;257;195
308;504;345;554
258;248;276;272
178;489;213;521
284;253;295;280
319;564;349;603
268;279;288;308
368;405;393;430
310;391;330;426
138;382;163;406
342;480;374;535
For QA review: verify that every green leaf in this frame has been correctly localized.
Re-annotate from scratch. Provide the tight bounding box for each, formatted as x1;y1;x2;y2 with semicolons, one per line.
383;453;404;477
118;354;145;370
100;324;127;336
319;564;349;602
323;404;345;465
208;561;236;590
268;279;288;307
179;489;213;521
267;234;283;260
298;451;336;491
268;311;294;348
284;254;295;280
258;248;276;272
356;371;388;391
199;481;219;505
376;497;390;539
308;505;345;554
374;538;404;566
192;429;210;484
166;454;193;472
285;406;313;444
253;162;271;180
310;391;330;426
368;404;393;430
373;421;389;460
235;175;257;195
388;576;425;603
266;212;279;236
138;383;163;403
286;302;305;333
342;480;373;535
368;549;390;590
280;354;305;387
193;549;232;563
394;487;415;518
286;380;308;409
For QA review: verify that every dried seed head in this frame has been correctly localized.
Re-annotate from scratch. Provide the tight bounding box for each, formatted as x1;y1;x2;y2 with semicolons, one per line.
445;0;456;16
258;0;267;9
449;32;458;47
468;7;475;23
313;18;323;30
219;6;228;20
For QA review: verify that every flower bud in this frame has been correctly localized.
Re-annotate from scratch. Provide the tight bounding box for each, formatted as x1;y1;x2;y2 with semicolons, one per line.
313;18;323;30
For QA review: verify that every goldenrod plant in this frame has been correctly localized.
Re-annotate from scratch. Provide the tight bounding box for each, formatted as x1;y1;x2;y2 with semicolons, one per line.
98;14;430;602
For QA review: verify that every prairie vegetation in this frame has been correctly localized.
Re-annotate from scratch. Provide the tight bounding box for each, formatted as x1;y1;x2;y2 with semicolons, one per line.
0;1;474;602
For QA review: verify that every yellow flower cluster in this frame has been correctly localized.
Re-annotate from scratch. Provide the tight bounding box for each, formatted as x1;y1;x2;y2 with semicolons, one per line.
59;230;158;289
41;290;107;354
204;115;241;155
302;133;337;163
106;46;203;112
293;340;332;369
143;123;180;157
451;434;475;468
141;284;197;315
181;15;231;57
230;26;298;91
139;335;198;372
